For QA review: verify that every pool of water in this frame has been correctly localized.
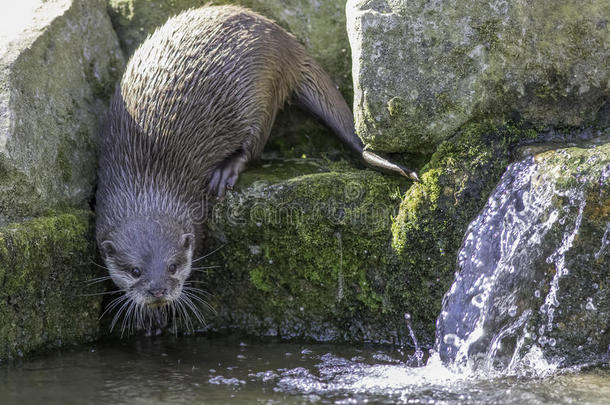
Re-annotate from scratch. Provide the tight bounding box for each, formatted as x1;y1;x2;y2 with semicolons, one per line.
0;335;608;404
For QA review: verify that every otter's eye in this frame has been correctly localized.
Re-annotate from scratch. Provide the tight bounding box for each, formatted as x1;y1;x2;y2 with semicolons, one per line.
130;267;142;278
168;264;177;274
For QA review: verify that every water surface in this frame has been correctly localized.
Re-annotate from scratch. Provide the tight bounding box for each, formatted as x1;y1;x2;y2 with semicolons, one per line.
0;335;608;404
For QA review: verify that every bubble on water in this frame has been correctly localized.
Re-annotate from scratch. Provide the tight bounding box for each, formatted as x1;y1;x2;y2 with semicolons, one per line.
585;298;596;311
249;370;279;382
208;375;246;386
534;290;541;298
508;306;518;317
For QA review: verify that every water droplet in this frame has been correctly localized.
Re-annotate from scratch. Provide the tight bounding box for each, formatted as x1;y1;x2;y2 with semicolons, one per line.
578;345;583;351
508;306;518;317
585;298;596;311
548;338;556;347
593;283;599;290
534;290;541;298
443;333;461;346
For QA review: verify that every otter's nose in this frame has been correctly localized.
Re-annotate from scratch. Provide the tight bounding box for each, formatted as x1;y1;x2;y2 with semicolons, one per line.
148;288;167;298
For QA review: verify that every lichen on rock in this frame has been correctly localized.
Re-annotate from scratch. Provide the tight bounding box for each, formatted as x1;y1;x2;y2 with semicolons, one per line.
347;0;609;153
0;0;125;224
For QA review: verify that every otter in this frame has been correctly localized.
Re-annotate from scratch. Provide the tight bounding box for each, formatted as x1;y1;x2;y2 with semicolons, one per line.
95;5;418;330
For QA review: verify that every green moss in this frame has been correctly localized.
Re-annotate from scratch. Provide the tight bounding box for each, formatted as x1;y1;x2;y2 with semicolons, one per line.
389;121;542;338
201;160;420;343
474;19;500;49
0;161;41;224
0;211;103;360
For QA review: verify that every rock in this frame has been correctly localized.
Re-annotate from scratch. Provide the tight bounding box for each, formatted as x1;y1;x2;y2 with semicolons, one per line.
347;0;609;153
0;0;122;359
192;122;574;346
0;211;104;360
194;159;420;344
436;137;610;369
0;0;124;224
107;0;352;158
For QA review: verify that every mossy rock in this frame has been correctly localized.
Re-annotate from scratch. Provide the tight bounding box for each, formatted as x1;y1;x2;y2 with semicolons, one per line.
195;159;423;344
184;123;552;346
390;122;540;341
106;0;352;159
347;0;609;153
0;0;124;224
523;140;610;365
0;211;104;361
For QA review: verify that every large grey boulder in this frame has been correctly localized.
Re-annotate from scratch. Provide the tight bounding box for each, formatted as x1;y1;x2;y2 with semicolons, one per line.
347;0;609;153
0;0;124;223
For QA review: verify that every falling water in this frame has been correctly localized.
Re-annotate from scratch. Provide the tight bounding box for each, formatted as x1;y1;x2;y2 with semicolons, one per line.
435;150;608;375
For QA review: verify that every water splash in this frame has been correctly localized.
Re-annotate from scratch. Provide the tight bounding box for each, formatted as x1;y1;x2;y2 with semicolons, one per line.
404;313;424;367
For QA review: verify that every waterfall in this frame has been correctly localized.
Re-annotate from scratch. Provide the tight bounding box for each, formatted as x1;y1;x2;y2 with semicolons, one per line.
434;144;609;374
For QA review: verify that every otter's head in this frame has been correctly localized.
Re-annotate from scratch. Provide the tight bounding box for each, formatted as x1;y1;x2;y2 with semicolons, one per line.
98;217;195;307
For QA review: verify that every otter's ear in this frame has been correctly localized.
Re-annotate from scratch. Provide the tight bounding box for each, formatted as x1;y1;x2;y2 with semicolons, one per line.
181;233;195;251
99;240;116;259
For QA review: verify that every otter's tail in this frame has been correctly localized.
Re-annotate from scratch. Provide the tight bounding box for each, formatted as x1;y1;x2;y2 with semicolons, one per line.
294;59;419;182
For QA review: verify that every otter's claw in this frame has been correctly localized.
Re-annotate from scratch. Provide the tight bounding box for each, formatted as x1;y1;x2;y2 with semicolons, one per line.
207;152;248;197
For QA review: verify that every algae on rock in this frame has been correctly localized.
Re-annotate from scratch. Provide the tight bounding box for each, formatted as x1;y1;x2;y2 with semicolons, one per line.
196;160;417;344
0;211;103;360
347;0;610;153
